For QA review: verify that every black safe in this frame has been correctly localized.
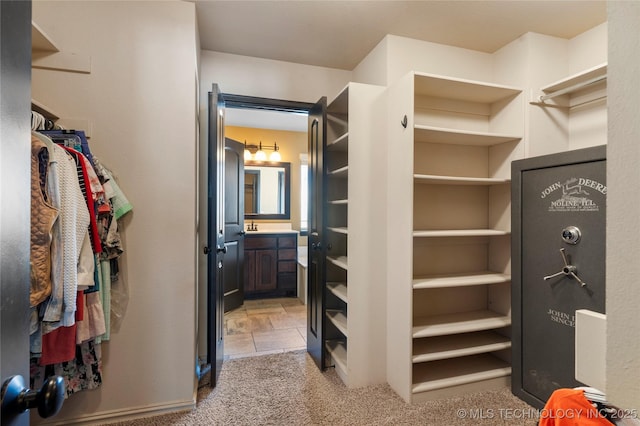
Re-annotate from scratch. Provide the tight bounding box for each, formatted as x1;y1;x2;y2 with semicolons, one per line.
511;145;606;408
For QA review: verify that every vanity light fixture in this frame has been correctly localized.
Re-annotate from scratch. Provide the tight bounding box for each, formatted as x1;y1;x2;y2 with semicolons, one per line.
243;140;281;162
269;143;281;162
254;142;267;161
244;141;252;161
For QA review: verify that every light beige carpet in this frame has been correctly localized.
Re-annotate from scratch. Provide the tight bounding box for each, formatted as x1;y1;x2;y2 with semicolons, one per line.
112;350;538;425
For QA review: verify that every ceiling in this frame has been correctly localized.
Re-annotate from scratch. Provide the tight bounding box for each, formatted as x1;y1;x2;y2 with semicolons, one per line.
195;0;607;132
195;0;606;71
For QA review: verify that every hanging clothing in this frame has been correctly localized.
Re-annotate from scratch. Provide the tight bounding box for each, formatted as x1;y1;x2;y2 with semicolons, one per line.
64;147;103;254
94;158;132;221
31;340;102;398
30;136;59;307
42;143;90;329
32;133;66;327
29;125;131;398
76;292;107;344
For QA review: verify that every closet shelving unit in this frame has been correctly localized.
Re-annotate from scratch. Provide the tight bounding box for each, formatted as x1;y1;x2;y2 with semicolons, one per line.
387;71;524;403
31;20;91;74
31;99;60;122
31;21;92;132
31;22;60;121
322;82;386;388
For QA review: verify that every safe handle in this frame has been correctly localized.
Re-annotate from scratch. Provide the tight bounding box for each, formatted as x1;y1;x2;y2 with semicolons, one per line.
543;248;586;287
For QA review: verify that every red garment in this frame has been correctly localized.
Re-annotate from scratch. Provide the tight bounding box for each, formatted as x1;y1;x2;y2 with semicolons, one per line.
40;292;84;365
40;324;76;365
76;291;84;322
63;147;102;254
539;388;614;426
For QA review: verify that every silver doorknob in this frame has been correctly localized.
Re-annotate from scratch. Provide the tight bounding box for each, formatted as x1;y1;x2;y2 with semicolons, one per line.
1;375;64;420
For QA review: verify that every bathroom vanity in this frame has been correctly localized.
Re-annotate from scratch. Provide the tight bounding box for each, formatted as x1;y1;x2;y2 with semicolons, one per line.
243;231;298;299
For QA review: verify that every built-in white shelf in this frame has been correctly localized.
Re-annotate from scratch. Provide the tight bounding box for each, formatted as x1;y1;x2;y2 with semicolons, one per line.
541;62;607;94
326;340;348;376
322;83;388;389
387;70;521;403
414;174;510;186
327;255;348;270
414;72;522;103
414;125;521;146
327;87;349;117
326;309;348;337
413;310;511;338
413;229;510;238
31;99;60;121
412;354;511;394
328;227;348;235
413;271;511;290
32;21;91;76
412;331;511;363
32;21;59;52
327;282;348;303
328;165;349;177
327;132;349;151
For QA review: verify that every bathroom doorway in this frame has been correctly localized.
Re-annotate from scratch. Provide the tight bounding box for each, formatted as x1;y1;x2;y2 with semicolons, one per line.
222;97;311;360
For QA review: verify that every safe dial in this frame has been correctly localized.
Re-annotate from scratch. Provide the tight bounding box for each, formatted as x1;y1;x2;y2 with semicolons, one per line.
561;226;581;245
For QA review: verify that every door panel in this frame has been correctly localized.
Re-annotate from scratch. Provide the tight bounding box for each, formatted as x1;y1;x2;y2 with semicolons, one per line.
255;250;277;291
511;146;607;408
0;2;32;424
244;250;256;293
207;84;225;387
307;97;326;369
521;159;606;403
223;138;245;312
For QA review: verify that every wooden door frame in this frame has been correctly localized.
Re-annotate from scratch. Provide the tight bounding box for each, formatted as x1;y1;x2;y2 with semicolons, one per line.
222;94;314;114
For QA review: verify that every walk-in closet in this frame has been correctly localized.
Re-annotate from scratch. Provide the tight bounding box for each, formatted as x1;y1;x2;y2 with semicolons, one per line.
1;1;638;425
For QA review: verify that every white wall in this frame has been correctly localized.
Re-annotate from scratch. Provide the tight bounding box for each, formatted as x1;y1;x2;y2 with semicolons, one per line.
199;50;352;104
387;35;494;84
493;26;608;159
354;34;496;88
31;1;199;423
352;36;388;85
607;0;640;411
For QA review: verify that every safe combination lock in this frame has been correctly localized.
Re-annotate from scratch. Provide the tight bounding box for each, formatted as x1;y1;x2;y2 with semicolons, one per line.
561;226;581;245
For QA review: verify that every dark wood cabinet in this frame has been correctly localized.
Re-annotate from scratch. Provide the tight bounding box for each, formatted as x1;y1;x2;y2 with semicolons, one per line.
244;233;297;298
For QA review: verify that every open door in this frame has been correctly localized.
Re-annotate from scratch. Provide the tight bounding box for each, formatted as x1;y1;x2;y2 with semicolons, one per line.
1;3;34;424
1;4;64;423
207;84;225;387
307;97;326;369
223;138;245;312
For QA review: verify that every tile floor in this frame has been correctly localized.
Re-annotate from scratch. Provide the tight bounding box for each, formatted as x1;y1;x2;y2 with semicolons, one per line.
224;297;307;359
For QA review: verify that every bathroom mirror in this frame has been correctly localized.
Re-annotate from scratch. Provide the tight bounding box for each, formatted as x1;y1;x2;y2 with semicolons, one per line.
244;161;290;219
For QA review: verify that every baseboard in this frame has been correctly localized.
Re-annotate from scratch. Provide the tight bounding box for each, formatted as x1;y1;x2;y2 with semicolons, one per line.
39;399;196;425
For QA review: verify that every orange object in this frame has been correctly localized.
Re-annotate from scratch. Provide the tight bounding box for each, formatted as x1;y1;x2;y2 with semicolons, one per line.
539;388;614;426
